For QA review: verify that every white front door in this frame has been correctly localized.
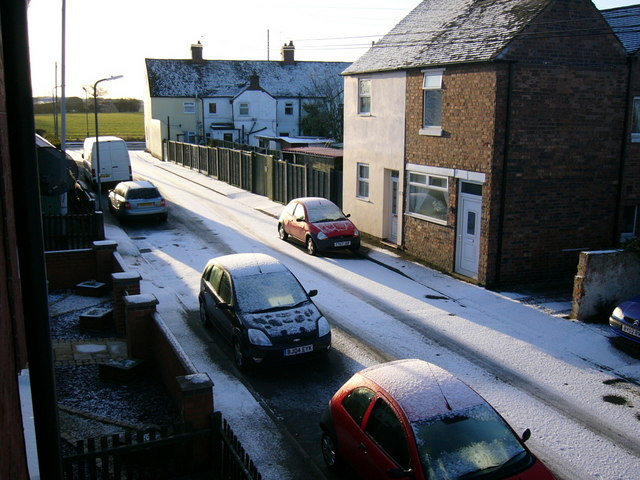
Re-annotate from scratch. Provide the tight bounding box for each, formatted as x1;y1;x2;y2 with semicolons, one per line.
455;183;482;279
388;171;399;244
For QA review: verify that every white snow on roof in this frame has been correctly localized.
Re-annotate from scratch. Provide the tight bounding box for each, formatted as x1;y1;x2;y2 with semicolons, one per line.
360;359;484;422
211;253;287;277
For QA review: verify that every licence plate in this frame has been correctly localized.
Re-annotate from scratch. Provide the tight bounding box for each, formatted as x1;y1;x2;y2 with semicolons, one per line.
100;173;110;178
138;202;153;207
334;241;351;247
283;345;313;356
622;324;640;338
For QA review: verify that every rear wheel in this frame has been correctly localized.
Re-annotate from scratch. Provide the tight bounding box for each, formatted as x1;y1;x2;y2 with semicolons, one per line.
306;237;317;256
321;432;340;471
278;223;288;241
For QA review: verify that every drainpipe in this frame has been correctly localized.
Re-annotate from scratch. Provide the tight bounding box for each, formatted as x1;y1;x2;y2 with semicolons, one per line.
614;56;635;244
495;61;515;287
2;1;64;478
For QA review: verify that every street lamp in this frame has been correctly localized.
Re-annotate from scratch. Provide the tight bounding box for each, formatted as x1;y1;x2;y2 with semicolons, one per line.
82;86;90;138
93;75;123;210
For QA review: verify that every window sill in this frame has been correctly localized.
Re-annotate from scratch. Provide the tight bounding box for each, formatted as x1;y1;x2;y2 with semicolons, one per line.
358;113;373;117
405;212;447;226
356;196;371;203
419;127;443;137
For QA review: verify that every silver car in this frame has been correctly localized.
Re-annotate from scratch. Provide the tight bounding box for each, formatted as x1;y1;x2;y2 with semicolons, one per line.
107;180;168;221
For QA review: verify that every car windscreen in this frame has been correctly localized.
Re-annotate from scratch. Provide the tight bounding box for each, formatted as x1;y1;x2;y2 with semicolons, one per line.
233;271;309;313
412;404;527;480
127;188;160;200
306;203;346;223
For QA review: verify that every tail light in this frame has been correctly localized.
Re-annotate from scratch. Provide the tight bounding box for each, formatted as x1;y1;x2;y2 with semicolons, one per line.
160;199;166;207
124;202;132;210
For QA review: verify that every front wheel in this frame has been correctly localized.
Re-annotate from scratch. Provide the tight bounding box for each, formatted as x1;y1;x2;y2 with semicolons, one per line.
199;300;209;326
306;237;317;256
321;432;340;471
233;337;251;370
278;223;288;241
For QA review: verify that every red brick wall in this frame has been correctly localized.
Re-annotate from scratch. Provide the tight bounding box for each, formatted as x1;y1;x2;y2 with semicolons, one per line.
403;0;628;286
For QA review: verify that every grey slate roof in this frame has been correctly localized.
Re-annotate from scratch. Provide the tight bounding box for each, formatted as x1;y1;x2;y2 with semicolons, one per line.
343;0;550;75
146;59;350;98
602;5;640;55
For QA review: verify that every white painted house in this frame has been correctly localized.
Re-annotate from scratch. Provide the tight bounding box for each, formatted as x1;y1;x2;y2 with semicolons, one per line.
144;42;349;158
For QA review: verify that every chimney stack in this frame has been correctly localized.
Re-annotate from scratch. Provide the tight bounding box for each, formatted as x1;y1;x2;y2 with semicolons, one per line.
191;41;203;62
281;41;295;65
248;71;261;90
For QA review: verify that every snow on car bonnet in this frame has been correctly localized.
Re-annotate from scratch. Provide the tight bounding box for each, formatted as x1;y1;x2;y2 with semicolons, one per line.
360;359;484;422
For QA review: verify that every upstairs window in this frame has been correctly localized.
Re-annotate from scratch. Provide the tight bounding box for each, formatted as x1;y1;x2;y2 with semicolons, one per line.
358;78;371;115
239;103;249;116
407;172;449;224
183;101;195;114
421;69;444;136
285;102;294;115
209;102;217;114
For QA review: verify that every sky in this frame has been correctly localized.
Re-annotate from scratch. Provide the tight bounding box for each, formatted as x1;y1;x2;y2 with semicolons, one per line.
42;148;639;480
27;0;639;101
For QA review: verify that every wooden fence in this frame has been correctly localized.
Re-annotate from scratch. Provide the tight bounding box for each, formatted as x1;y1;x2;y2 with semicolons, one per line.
42;212;105;251
62;412;262;480
167;141;343;208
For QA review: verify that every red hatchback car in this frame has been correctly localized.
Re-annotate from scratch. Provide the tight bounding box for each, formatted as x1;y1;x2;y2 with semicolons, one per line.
320;359;556;480
278;197;360;255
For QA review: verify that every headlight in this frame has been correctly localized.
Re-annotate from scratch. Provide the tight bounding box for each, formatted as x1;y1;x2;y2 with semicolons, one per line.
317;231;328;240
317;316;331;337
248;328;272;346
611;307;624;321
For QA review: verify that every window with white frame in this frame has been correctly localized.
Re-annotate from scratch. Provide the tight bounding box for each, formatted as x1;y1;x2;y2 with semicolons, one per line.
357;163;370;199
239;103;249;116
358;78;371;115
407;172;449;223
632;98;640;142
183;101;195;114
421;69;443;135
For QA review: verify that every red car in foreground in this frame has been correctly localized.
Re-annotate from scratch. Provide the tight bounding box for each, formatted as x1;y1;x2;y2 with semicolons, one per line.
320;359;556;480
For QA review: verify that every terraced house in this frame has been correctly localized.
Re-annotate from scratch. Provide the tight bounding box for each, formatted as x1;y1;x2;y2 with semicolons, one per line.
144;41;349;157
342;0;640;287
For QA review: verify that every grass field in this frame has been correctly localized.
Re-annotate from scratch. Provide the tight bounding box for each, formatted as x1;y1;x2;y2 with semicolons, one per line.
35;112;144;143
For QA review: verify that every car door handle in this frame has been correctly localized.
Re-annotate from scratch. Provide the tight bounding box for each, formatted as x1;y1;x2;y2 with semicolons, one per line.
358;443;368;454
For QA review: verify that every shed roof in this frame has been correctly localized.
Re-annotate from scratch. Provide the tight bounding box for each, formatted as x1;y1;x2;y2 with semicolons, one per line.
284;147;343;158
343;0;551;75
601;5;640;55
146;58;350;98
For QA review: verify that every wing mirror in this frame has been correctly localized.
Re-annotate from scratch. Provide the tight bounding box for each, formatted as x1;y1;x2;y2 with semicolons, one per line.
308;289;318;297
217;302;232;311
521;428;531;443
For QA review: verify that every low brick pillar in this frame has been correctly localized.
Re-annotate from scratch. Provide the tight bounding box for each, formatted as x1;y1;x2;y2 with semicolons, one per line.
177;373;214;470
124;294;159;361
93;240;118;284
112;271;142;334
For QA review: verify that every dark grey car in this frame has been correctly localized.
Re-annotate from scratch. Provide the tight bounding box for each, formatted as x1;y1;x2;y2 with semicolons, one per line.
107;180;168;221
198;253;331;369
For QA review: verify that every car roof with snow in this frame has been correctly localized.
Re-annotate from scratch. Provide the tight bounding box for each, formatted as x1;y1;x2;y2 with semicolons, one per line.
206;253;289;278
118;180;156;190
358;359;486;423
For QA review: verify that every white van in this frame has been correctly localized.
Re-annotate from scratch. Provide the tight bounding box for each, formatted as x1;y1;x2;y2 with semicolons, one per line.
82;136;132;185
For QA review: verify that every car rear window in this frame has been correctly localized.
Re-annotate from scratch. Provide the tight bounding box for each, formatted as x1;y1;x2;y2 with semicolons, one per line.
127;188;160;200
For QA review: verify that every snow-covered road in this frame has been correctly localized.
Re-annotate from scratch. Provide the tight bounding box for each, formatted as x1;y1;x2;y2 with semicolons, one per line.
77;149;640;480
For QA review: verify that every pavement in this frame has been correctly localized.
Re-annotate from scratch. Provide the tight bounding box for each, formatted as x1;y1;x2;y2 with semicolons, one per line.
19;153;576;479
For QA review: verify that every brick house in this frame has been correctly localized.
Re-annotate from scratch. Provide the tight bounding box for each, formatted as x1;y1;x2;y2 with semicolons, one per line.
342;0;635;287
